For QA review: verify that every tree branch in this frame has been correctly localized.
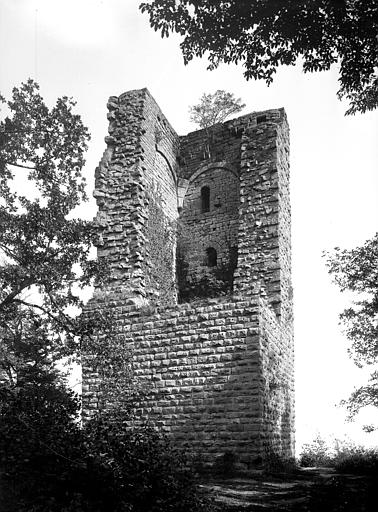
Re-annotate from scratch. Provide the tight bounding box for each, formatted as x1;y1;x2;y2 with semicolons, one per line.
13;297;78;333
0;277;35;310
4;161;36;170
0;242;20;263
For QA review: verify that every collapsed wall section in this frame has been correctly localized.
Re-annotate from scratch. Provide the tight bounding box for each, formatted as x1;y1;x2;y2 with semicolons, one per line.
178;166;239;293
177;110;292;315
93;88;179;305
177;122;243;298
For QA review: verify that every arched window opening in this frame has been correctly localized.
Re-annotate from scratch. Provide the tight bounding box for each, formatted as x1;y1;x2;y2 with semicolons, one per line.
206;247;217;267
201;186;210;213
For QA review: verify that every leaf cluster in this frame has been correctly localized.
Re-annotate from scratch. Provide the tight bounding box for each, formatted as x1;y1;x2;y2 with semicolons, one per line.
82;307;142;415
140;0;378;114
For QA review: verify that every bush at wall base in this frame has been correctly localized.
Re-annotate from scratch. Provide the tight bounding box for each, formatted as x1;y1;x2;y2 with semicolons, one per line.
0;385;216;512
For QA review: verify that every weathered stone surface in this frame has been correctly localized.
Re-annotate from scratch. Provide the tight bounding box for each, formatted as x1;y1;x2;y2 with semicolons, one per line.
83;88;294;469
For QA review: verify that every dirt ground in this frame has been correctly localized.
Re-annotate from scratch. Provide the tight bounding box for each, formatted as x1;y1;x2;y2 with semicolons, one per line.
201;467;377;511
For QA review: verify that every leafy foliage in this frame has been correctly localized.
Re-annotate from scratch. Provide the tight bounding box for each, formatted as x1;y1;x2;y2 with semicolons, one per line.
0;396;215;512
189;90;245;128
81;413;214;512
140;0;378;114
304;474;377;512
178;266;231;303
0;79;105;387
325;234;378;421
82;307;142;415
300;435;378;476
299;435;333;467
333;443;378;475
0;376;83;511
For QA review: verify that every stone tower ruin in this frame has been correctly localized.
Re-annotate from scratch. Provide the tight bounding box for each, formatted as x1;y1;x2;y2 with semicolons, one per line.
83;88;294;468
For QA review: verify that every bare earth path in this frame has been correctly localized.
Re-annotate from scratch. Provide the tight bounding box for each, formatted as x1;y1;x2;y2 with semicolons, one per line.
201;468;376;511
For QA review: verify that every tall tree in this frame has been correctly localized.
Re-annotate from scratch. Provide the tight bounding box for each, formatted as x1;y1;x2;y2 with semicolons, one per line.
0;79;92;510
0;79;102;386
140;0;378;114
326;234;378;426
0;82;186;512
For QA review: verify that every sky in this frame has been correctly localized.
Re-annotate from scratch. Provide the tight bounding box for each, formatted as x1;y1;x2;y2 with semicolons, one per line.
1;0;377;451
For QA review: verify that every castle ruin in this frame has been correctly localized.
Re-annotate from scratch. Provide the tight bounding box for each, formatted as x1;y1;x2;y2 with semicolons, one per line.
83;88;294;468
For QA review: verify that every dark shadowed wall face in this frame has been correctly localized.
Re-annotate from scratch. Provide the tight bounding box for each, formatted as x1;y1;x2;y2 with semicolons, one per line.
178;167;239;293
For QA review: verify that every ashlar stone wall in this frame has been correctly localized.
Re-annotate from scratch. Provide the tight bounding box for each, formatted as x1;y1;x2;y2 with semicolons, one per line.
83;294;294;467
83;88;294;468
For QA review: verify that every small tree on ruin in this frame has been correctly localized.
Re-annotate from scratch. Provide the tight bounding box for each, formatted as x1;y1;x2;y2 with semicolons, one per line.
189;90;245;129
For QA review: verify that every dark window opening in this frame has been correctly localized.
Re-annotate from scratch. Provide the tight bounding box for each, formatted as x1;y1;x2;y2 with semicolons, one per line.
257;115;267;124
214;195;221;208
206;247;217;267
201;186;210;213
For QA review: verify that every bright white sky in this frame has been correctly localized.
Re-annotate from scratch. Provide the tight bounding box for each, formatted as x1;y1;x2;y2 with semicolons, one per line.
1;0;377;451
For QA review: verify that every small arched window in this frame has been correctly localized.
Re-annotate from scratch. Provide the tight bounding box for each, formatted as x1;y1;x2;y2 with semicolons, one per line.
201;186;210;213
206;247;217;267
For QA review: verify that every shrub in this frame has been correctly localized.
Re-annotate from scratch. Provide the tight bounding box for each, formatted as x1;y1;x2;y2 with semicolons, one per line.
333;442;378;475
0;381;83;512
179;269;230;302
299;435;332;467
213;451;237;477
0;395;215;512
299;436;378;475
81;411;215;512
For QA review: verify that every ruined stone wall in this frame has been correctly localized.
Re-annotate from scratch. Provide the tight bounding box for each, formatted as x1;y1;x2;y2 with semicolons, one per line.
84;296;275;467
140;94;178;221
259;300;295;456
93;88;179;304
177;123;242;297
83;296;293;466
83;91;295;466
177;110;291;311
232;109;290;319
179;122;242;179
178;167;239;284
